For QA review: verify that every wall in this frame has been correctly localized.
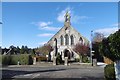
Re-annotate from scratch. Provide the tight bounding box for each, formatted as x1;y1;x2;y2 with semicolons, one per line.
114;60;120;80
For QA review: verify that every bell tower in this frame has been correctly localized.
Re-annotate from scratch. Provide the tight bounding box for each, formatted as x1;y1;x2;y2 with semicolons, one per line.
64;11;71;27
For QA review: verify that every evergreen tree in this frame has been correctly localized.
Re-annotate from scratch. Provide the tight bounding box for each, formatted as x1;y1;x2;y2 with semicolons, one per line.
9;45;16;54
24;46;29;54
20;45;25;54
29;49;35;56
99;30;120;61
16;46;20;54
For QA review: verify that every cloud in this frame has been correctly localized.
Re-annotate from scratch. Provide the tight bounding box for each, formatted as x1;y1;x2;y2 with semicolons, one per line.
38;22;52;27
40;26;61;31
111;23;120;27
32;21;61;31
94;23;119;37
37;33;54;37
57;7;90;23
94;27;118;37
79;16;90;19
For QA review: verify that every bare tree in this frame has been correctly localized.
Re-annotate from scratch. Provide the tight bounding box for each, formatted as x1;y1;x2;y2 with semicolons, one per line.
73;43;90;62
92;32;104;62
92;32;104;43
35;44;53;55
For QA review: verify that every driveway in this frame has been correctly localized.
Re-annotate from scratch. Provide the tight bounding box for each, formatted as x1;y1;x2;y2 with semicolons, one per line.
1;65;104;80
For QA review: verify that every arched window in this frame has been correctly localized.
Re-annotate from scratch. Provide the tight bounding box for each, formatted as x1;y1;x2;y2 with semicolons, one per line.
54;38;57;56
54;38;57;46
60;35;64;45
65;34;69;45
79;37;83;44
70;35;74;45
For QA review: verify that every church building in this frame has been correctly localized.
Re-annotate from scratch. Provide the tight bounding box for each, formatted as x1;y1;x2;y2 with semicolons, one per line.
47;11;89;61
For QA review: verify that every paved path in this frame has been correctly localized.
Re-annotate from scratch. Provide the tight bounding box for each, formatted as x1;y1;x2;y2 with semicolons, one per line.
1;65;104;80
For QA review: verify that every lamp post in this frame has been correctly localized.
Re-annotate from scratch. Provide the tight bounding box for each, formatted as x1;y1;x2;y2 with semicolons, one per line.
90;30;93;65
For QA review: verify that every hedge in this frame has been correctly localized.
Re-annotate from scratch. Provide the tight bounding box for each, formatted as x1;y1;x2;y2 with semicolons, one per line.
0;54;33;65
104;64;116;80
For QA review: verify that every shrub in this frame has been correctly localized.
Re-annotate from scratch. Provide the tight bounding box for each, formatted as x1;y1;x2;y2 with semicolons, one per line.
104;64;116;80
56;53;63;64
19;54;29;65
82;55;90;63
18;54;33;65
10;55;19;65
1;54;33;65
75;58;80;62
75;55;90;63
1;55;11;65
29;55;33;65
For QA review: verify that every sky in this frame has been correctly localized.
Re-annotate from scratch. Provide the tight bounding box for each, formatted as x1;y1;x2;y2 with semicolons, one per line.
2;0;120;2
2;2;118;48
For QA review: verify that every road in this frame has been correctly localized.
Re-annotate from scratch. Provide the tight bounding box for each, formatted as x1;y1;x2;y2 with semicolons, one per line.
1;65;104;80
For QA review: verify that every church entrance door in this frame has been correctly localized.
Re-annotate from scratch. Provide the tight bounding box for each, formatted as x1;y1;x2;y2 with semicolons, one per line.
64;49;70;59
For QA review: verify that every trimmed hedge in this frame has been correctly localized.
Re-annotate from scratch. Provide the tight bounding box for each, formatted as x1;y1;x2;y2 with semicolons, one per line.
0;54;33;65
104;64;116;80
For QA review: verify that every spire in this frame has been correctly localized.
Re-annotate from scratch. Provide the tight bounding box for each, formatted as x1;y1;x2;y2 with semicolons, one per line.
64;10;71;26
64;10;71;23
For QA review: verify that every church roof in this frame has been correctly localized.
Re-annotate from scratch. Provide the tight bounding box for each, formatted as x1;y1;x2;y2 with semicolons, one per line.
47;11;89;44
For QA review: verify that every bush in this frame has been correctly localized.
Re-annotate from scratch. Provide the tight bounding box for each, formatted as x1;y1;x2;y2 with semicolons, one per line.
10;55;19;65
29;55;33;65
75;58;80;62
17;54;33;65
56;53;63;64
19;54;29;65
75;55;90;63
82;55;90;63
0;54;33;65
1;55;11;65
104;64;116;80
